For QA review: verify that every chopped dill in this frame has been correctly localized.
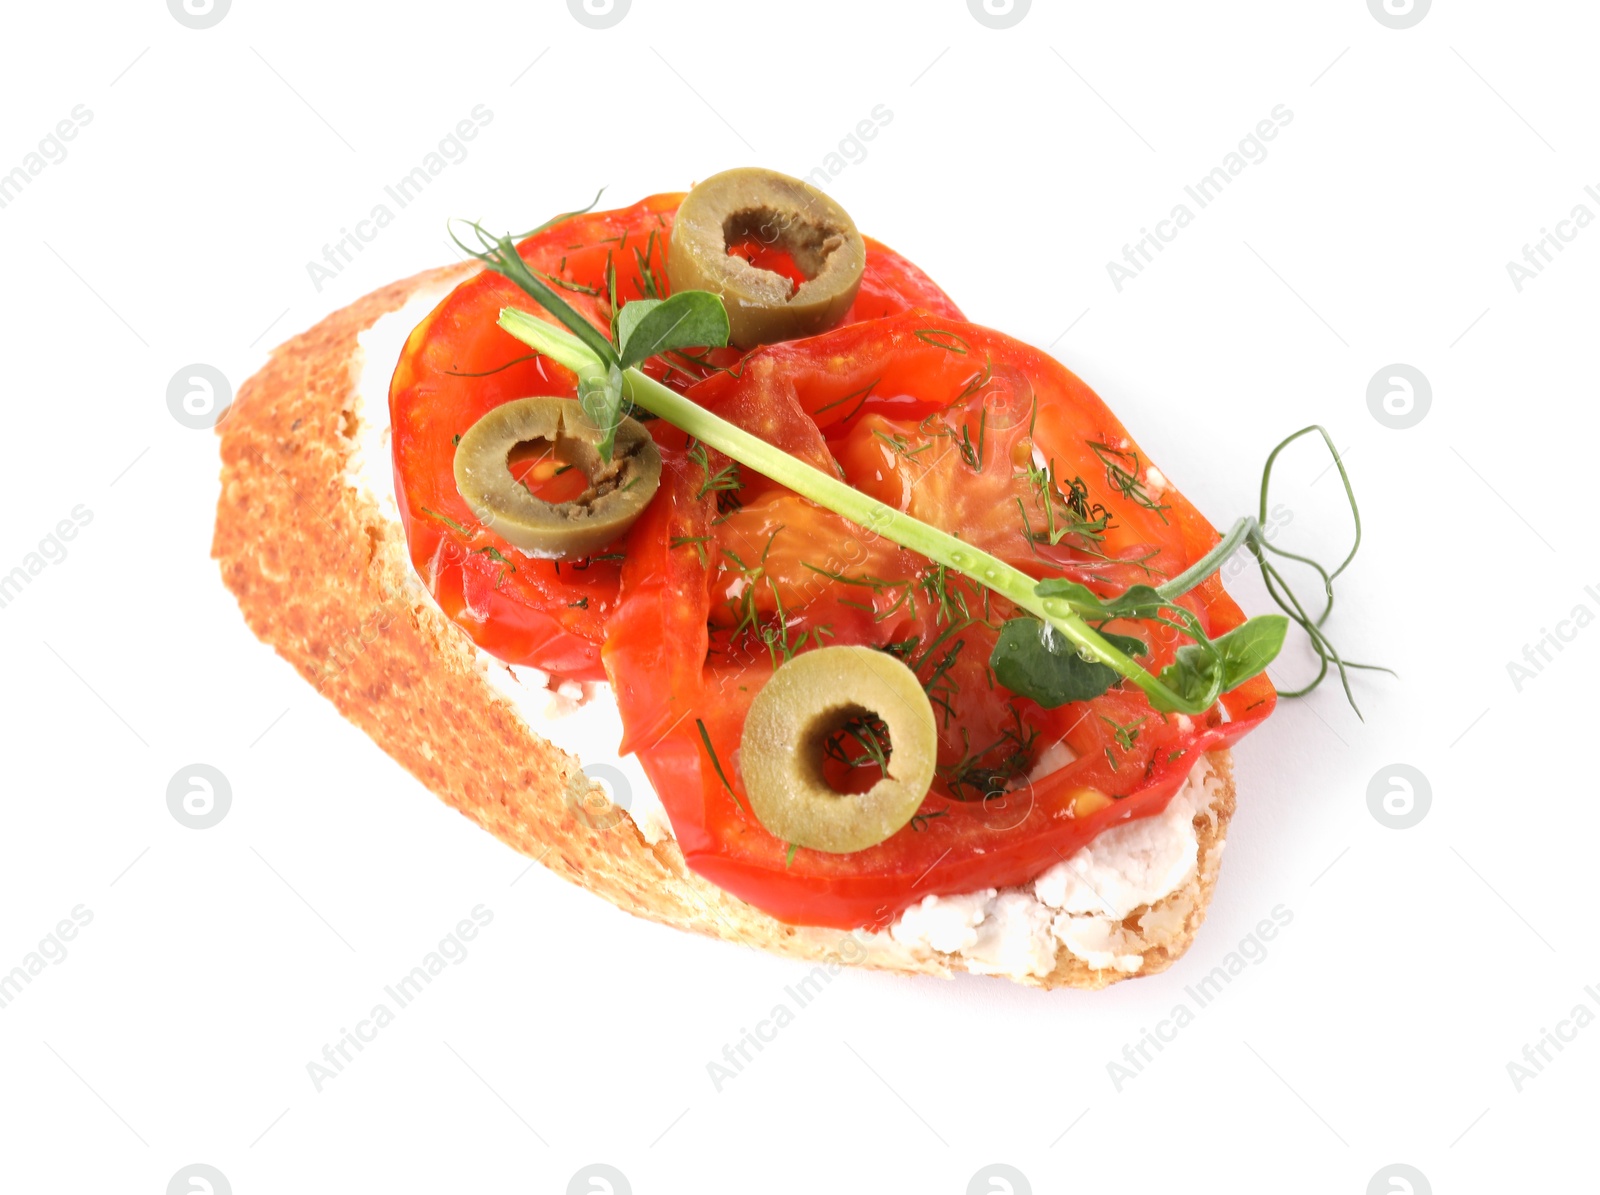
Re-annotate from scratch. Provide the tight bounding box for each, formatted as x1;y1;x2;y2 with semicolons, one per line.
1099;713;1146;752
1089;441;1170;524
872;428;932;458
914;328;971;354
918;564;973;627
696;718;745;812
803;564;917;623
420;506;475;537
953;354;993;405
670;535;711;567
689;440;744;504
721;528;782;643
1016;456;1113;548
814;377;880;423
633;228;663;298
957;408;987;471
567;552;626;572
940;707;1039;802
821;711;892;772
474;546;514;570
443;351;543;379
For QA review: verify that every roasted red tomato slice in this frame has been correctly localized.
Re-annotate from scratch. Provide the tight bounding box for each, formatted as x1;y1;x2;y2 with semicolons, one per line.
601;312;1275;928
390;194;962;677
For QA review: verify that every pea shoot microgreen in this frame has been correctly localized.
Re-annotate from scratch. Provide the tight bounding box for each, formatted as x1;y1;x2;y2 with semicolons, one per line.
478;202;1379;719
451;210;729;461
996;425;1384;716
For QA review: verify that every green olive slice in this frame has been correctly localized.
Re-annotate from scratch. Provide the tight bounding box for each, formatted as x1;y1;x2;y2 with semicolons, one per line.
667;167;867;348
739;645;937;854
452;397;661;559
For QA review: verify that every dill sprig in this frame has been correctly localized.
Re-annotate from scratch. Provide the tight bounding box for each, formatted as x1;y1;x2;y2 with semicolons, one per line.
633;228;664;298
814;377;880;424
443;352;544;379
872;428;932;459
953;354;993;405
941;706;1039;802
420;506;475;538
689;440;744;505
957;409;987;471
1089;441;1171;525
670;535;711;567
1016;456;1113;548
918;564;976;628
914;328;971;354
1098;713;1146;770
695;717;746;813
802;564;918;622
821;711;892;772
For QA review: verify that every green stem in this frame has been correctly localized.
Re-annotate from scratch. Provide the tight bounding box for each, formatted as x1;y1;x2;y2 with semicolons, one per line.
499;308;1214;714
1158;516;1255;601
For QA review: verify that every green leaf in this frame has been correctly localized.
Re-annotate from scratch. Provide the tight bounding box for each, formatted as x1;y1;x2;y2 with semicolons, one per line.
577;362;626;460
1152;643;1222;714
616;291;730;371
1213;615;1288;690
1100;584;1168;620
615;298;663;353
1100;630;1149;658
1033;578;1167;621
1032;578;1106;613
989;617;1141;708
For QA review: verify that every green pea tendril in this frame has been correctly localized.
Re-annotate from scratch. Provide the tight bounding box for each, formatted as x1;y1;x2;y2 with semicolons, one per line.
455;210;1383;719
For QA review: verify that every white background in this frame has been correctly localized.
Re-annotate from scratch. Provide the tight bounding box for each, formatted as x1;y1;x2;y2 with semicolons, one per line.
1;1;1595;1192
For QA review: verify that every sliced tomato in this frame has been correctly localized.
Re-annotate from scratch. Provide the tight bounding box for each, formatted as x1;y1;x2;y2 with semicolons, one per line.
390;195;963;677
604;311;1274;928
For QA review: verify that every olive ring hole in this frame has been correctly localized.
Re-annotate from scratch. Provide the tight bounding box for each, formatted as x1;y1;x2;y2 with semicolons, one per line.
452;397;663;559
723;205;844;297
806;703;896;796
738;645;936;854
504;428;623;505
506;436;572;493
668;168;867;347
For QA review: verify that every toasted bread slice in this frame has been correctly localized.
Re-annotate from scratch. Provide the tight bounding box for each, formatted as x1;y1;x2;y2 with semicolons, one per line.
211;264;1236;989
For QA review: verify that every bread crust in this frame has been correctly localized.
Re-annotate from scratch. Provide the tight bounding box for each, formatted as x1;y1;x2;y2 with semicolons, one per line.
211;264;1236;990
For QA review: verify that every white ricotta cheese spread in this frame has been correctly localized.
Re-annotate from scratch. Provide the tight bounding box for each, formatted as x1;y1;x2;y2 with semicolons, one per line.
884;757;1219;979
